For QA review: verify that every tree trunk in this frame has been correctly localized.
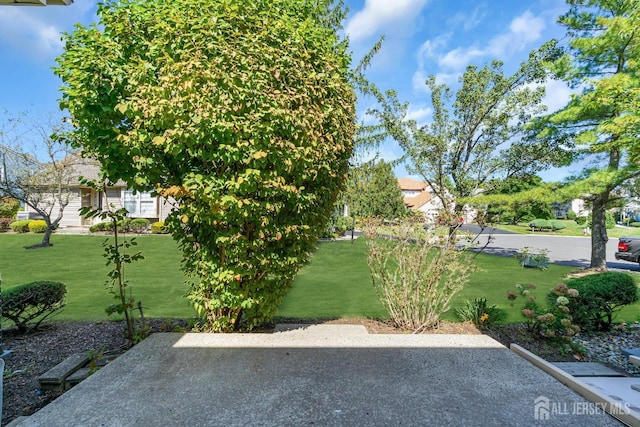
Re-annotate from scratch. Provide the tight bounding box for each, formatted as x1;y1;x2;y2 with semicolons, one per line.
590;192;609;270
40;226;53;247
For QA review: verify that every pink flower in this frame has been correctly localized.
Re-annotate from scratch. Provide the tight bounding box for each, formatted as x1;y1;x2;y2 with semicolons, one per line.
567;288;579;298
552;283;568;296
507;291;518;300
522;309;535;318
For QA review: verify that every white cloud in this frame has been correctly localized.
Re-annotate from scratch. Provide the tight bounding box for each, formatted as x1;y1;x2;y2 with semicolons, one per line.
405;105;432;126
541;79;574;114
346;0;431;42
412;70;429;93
448;6;486;32
429;11;547;72
0;3;95;61
433;72;460;86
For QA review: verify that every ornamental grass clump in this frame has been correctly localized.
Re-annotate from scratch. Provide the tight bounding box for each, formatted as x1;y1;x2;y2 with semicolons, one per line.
366;220;475;333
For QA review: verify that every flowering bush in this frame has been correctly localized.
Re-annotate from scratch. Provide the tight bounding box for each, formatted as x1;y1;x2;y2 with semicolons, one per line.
508;283;580;341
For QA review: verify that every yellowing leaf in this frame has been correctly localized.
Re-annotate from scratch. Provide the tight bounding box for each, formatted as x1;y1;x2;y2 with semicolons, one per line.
152;136;166;145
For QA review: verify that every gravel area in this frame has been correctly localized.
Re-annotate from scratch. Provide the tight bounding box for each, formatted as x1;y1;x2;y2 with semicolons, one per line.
2;319;639;426
574;323;640;376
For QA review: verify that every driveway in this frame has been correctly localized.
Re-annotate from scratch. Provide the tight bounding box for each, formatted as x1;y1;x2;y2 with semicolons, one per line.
469;230;639;272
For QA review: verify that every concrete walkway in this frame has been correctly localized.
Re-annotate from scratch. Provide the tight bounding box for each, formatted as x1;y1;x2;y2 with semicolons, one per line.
14;325;623;426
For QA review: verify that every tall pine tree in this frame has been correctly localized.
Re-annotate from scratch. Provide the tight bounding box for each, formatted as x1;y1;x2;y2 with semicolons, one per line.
538;0;640;269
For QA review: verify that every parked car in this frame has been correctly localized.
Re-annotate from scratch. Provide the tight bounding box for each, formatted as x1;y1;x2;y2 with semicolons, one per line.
615;236;640;265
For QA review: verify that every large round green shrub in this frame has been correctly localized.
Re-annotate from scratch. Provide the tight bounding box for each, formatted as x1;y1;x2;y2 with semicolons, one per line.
56;0;356;331
562;272;639;331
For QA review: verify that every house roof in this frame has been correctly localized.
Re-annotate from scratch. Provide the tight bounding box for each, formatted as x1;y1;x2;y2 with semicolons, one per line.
397;178;428;191
62;155;126;187
404;191;433;210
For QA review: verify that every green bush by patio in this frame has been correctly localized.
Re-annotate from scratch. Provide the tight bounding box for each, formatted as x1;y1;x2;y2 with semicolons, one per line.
560;272;639;331
2;280;67;333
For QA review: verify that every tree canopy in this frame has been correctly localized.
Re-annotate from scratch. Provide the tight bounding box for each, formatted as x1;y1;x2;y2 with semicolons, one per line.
368;44;567;224
536;0;640;269
55;0;356;331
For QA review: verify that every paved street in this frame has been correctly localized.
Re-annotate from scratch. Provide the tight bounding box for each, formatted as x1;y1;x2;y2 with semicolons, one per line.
463;226;639;272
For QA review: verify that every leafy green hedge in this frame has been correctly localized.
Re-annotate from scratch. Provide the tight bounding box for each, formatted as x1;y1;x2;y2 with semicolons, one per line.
10;219;32;233
630;222;640;227
529;219;566;231
129;218;150;233
558;272;639;331
2;281;67;333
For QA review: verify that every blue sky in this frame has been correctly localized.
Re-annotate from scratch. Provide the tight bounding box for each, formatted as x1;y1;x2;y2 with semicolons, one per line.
0;0;575;180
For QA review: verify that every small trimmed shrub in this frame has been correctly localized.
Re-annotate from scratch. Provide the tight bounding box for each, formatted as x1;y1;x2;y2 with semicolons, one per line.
0;217;12;232
129;218;150;234
117;217;132;233
630;222;640;228
28;220;48;233
529;219;552;230
567;210;577;221
456;297;506;326
151;221;169;234
549;220;566;231
562;272;639;331
575;216;587;225
2;281;67;333
10;219;32;233
89;221;115;233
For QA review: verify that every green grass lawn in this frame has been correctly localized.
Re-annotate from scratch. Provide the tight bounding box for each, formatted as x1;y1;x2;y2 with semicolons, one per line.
496;220;640;238
1;233;639;326
0;234;195;322
277;237;594;323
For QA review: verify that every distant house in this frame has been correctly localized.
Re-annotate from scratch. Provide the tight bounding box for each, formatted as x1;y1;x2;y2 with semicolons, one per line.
23;157;174;228
552;199;590;218
397;178;444;221
397;178;479;223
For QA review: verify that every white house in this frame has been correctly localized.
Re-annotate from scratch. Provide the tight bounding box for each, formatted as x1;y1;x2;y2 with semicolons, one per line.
397;178;445;221
23;157;174;228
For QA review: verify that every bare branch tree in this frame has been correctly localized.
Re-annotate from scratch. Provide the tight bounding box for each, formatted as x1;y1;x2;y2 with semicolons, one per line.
0;111;77;247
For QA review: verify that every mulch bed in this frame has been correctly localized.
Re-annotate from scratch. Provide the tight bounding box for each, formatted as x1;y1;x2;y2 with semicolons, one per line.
0;319;594;426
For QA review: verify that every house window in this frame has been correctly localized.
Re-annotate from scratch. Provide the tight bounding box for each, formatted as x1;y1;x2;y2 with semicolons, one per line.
123;190;156;218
